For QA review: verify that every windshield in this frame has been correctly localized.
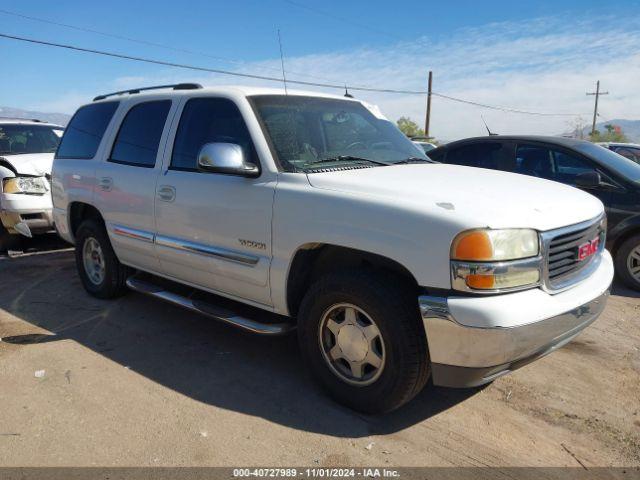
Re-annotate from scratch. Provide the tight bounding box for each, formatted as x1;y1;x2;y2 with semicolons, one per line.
575;142;640;183
0;124;64;155
251;95;428;172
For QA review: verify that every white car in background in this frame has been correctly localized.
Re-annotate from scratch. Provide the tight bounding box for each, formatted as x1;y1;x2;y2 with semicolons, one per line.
411;136;438;153
0;118;64;251
597;142;640;164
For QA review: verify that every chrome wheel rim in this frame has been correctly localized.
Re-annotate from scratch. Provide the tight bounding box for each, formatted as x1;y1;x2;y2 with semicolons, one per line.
628;245;640;282
318;303;385;386
82;237;105;286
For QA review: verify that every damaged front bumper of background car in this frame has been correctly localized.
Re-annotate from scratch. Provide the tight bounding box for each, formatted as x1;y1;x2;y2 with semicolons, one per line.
0;175;54;237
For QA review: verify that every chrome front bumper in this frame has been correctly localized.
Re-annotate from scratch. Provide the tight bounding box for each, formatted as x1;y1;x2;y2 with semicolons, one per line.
419;250;613;387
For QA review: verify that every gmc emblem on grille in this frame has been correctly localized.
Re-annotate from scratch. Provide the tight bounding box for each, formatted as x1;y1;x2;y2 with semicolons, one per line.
577;237;600;261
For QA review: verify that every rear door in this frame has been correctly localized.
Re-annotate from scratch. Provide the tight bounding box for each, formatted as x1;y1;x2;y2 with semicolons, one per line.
95;98;175;272
153;96;275;307
444;141;516;172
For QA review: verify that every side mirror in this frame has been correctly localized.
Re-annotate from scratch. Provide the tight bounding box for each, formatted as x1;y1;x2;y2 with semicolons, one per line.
575;171;601;189
197;143;259;177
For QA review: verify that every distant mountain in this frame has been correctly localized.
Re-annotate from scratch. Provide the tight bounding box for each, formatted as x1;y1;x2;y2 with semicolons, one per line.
0;106;71;126
581;119;640;143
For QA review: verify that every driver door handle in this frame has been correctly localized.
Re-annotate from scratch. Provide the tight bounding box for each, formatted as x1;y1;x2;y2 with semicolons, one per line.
157;185;176;202
98;177;113;191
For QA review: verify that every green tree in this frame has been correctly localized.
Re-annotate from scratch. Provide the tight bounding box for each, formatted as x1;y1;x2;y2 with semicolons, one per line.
589;124;629;143
396;117;425;138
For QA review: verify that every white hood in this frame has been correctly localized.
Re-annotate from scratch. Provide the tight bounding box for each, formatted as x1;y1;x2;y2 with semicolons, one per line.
0;153;54;176
306;163;604;232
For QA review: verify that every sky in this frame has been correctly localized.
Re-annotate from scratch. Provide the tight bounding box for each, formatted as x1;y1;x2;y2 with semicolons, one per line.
1;0;640;140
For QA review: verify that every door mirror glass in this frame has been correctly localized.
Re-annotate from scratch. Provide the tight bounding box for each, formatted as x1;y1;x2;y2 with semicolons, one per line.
197;143;259;177
575;171;602;188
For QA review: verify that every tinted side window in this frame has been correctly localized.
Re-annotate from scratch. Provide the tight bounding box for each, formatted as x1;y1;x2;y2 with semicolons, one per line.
56;102;119;159
171;98;257;170
515;145;554;179
553;150;597;184
110;100;171;168
516;144;598;183
447;142;513;171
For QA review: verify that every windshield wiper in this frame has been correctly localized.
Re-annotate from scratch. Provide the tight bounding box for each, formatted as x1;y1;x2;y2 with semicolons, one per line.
308;155;391;167
392;157;433;165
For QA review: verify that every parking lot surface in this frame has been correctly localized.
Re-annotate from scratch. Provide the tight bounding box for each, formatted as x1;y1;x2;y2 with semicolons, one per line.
0;248;639;467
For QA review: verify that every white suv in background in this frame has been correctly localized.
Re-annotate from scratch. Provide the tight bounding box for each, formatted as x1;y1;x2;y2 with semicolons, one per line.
0;117;64;251
52;84;613;413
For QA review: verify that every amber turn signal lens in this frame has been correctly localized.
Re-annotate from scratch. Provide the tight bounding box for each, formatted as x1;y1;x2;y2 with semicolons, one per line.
465;274;496;289
452;231;493;261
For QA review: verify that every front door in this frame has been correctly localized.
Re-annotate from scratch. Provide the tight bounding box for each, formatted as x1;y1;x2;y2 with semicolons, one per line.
515;143;612;211
154;96;275;307
95;99;174;272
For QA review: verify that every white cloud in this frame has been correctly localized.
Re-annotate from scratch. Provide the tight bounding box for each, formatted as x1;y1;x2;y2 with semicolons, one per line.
30;14;640;140
26;92;93;115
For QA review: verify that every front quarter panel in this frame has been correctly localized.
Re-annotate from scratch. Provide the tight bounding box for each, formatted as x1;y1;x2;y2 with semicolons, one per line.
605;188;640;249
269;173;468;315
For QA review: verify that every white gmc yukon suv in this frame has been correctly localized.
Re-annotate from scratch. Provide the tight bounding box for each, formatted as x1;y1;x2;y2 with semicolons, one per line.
51;84;613;413
0;118;64;250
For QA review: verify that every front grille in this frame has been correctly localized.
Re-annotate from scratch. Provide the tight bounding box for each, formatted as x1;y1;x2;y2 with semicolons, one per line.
543;215;605;291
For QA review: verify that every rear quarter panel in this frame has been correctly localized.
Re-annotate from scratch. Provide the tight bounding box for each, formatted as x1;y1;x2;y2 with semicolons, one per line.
51;104;122;243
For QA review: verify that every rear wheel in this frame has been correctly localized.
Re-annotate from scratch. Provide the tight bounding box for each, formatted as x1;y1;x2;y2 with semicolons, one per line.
615;233;640;291
75;218;129;298
297;270;430;414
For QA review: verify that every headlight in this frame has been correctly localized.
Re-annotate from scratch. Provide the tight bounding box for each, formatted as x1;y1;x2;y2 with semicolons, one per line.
451;228;539;261
451;228;541;292
2;176;48;195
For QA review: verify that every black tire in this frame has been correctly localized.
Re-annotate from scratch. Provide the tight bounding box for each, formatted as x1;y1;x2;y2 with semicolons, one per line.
0;224;21;252
615;233;640;291
74;218;129;299
297;270;430;414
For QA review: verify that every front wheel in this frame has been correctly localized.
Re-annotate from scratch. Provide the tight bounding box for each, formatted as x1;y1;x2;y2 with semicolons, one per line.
615;234;640;291
0;223;21;252
297;271;430;414
75;218;129;299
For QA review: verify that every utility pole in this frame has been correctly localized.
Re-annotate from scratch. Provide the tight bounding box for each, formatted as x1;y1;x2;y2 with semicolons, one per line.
586;80;609;136
425;71;432;137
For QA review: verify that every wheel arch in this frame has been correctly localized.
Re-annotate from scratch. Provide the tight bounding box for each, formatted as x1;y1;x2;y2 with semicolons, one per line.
68;202;105;241
609;219;640;256
285;243;420;317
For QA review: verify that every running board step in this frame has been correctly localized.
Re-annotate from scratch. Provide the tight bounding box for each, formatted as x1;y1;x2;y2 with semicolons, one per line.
125;276;295;336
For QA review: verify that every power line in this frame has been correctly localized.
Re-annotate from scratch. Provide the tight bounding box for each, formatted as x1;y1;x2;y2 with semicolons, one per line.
431;92;586;116
0;7;344;85
0;31;592;117
0;31;427;93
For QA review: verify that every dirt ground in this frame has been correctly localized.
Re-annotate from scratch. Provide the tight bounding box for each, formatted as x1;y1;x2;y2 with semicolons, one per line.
0;243;639;467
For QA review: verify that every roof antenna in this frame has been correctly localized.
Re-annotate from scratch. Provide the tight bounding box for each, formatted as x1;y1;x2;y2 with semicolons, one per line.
481;115;497;136
344;84;354;98
277;29;288;95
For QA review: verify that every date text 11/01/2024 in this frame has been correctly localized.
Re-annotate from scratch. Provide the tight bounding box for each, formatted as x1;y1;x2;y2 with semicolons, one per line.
232;468;400;478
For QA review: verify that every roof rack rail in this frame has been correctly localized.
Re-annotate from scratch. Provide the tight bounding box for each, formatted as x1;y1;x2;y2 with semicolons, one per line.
93;83;203;101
